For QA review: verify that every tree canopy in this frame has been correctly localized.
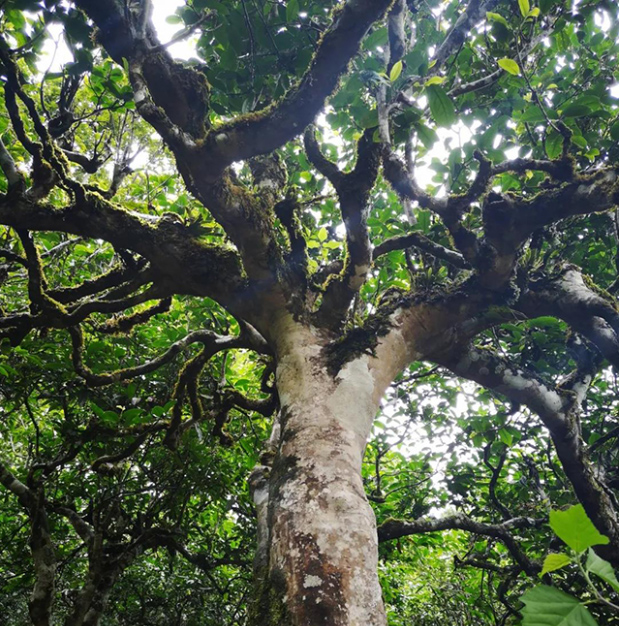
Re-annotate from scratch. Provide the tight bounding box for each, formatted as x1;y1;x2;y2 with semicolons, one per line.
1;0;619;625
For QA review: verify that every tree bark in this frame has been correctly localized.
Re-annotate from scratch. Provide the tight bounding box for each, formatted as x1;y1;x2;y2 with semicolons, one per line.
249;321;387;625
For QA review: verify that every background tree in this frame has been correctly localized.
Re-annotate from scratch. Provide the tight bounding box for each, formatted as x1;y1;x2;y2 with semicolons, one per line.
1;0;619;624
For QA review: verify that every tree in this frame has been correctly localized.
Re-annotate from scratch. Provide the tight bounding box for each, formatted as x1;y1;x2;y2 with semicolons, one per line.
1;0;619;624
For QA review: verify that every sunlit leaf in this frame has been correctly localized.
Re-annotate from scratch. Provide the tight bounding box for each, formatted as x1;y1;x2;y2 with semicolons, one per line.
390;60;403;82
486;12;509;27
586;549;619;593
518;0;531;17
498;58;520;75
549;505;609;553
541;553;572;576
425;85;456;127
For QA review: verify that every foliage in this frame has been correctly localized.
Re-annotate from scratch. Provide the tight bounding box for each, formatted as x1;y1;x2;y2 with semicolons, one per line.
523;505;619;626
0;0;619;624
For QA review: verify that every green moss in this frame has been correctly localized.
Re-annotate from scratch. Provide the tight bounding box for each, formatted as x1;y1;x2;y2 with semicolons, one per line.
323;303;396;376
582;272;619;310
247;565;291;626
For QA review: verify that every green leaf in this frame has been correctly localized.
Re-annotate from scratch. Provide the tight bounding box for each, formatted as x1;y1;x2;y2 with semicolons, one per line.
546;130;563;159
498;428;513;446
529;316;562;329
498;58;520;76
610;121;619;142
425;85;456;127
549;505;610;553
520;107;546;124
570;135;587;149
521;586;598;626
390;60;403;82
359;108;379;129
486;12;509;27
518;0;531;17
101;410;119;426
528;7;540;18
122;408;142;424
286;0;299;22
586;549;619;593
561;103;592;118
415;123;438;148
540;0;557;12
424;75;445;86
541;553;572;576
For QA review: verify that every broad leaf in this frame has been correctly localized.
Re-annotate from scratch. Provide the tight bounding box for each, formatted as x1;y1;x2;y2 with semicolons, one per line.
390;60;403;82
498;58;520;76
426;85;456;127
586;549;619;593
561;103;592;118
546;131;563;159
486;12;509;27
286;0;299;22
518;0;531;17
549;505;609;553
521;586;598;626
425;75;445;86
541;553;572;576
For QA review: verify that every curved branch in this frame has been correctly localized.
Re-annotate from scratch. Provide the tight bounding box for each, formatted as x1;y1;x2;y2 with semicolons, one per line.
70;325;266;387
434;343;619;566
78;0;393;172
373;231;470;268
378;513;542;575
0;192;246;311
431;0;500;71
48;261;149;304
0;459;34;509
305;127;381;329
201;0;394;170
517;267;619;369
0;136;24;191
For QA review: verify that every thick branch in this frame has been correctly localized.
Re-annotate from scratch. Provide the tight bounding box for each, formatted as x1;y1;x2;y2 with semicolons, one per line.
0;459;34;509
378;514;546;576
517;267;619;369
431;0;500;71
199;0;394;170
0;136;24;191
434;344;619;565
78;0;393;171
0;461;56;625
51;505;94;542
48;262;149;304
28;491;56;626
378;513;542;575
305;128;381;329
479;169;619;287
0;192;246;311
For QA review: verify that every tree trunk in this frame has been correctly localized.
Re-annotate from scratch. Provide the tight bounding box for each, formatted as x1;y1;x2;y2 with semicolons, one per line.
65;565;117;626
249;321;388;625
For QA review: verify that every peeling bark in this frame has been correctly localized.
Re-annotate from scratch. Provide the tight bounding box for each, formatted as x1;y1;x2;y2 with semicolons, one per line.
249;320;388;625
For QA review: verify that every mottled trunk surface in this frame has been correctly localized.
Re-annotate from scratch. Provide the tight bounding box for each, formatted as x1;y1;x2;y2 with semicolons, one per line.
249;322;389;626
